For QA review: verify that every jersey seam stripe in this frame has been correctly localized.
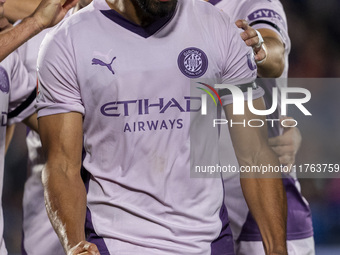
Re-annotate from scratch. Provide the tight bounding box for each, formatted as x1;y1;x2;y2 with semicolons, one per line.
8;88;36;119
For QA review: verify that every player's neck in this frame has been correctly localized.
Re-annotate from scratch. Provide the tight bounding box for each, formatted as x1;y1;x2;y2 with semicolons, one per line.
105;0;158;27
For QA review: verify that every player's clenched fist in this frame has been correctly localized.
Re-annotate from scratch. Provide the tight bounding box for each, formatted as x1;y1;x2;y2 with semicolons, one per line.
67;241;100;255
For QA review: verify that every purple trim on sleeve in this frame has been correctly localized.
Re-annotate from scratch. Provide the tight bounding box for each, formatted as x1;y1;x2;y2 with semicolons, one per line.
211;179;235;255
100;5;177;38
237;175;314;242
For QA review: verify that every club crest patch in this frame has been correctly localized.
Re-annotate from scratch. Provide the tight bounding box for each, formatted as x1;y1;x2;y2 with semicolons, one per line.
0;66;9;94
178;47;208;78
247;52;257;71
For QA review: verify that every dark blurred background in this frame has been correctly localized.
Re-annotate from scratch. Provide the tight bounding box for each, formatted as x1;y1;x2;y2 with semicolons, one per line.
3;0;340;254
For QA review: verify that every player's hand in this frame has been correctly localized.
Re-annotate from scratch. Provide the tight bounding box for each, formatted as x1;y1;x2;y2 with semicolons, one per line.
235;19;267;63
268;117;302;170
0;17;12;32
67;241;100;255
31;0;79;30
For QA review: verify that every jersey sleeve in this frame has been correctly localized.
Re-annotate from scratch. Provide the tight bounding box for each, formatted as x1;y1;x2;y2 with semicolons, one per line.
217;13;264;105
245;0;290;53
36;26;85;118
7;51;36;125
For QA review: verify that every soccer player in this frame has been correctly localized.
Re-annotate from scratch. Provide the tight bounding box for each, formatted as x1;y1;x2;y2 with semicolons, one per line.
208;0;315;254
0;0;78;62
36;0;287;254
16;1;92;254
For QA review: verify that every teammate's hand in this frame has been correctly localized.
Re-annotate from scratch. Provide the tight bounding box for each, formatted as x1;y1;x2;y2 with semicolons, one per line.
67;241;100;255
235;19;267;63
268;117;302;169
31;0;78;30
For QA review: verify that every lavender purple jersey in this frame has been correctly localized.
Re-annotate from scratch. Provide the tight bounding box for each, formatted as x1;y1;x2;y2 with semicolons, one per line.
36;0;260;254
0;51;36;255
211;0;314;247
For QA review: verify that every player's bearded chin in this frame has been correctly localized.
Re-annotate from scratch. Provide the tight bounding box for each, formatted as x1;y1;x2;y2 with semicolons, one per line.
134;0;178;18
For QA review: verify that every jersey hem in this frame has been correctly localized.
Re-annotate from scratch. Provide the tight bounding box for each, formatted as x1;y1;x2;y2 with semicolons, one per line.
238;229;314;242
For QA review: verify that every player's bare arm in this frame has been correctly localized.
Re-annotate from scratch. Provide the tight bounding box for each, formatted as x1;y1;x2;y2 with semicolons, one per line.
4;0;41;23
5;124;15;153
5;112;38;154
22;112;39;133
39;112;99;255
224;97;288;255
236;19;285;78
0;0;78;62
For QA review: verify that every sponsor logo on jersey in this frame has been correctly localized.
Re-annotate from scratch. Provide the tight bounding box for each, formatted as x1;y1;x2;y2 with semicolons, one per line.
178;47;208;78
100;97;201;133
101;97;201;117
92;56;117;75
0;66;9;94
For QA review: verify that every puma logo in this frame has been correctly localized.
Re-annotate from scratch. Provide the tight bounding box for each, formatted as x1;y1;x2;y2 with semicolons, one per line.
92;56;117;75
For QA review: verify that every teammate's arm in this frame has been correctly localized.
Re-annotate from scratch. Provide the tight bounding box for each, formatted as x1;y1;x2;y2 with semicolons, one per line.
236;20;285;78
0;0;78;62
224;97;288;255
4;0;41;23
22;113;39;133
269;118;302;167
5;124;15;153
38;112;99;255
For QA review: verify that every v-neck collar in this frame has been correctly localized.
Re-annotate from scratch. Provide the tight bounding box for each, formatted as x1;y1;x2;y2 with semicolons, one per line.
100;2;178;38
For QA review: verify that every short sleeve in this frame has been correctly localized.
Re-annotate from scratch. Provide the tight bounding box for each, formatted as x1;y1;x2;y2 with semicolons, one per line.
36;27;85;118
7;51;36;125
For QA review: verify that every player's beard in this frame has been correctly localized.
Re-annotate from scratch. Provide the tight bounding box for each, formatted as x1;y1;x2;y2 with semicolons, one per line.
133;0;177;18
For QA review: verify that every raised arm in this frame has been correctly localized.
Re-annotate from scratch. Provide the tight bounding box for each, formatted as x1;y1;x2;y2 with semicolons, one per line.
4;0;41;23
0;0;78;62
236;20;285;78
224;97;287;255
38;112;99;255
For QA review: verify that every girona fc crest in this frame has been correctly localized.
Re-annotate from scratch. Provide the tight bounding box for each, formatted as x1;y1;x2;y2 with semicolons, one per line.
178;47;208;78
